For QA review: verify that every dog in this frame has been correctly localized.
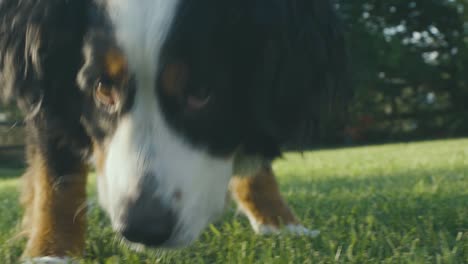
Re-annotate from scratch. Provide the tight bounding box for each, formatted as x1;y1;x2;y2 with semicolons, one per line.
0;0;348;261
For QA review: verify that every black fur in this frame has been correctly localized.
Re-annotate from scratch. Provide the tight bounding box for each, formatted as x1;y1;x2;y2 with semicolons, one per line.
0;0;91;178
247;0;349;148
156;0;349;158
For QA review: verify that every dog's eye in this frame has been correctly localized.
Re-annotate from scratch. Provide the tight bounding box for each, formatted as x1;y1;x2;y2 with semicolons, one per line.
186;86;211;111
161;62;211;111
95;79;120;112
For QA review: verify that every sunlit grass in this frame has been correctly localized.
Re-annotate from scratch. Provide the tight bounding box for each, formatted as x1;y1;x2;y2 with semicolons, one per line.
0;139;467;263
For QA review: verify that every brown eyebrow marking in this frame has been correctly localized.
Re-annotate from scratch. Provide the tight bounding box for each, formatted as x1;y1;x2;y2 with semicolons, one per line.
104;48;128;79
161;61;189;97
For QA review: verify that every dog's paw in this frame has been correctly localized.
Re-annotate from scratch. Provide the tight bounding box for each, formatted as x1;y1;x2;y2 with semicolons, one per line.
256;224;320;238
23;257;76;264
284;224;320;237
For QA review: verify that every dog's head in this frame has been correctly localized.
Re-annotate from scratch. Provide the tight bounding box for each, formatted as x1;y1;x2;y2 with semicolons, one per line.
1;0;347;248
76;0;347;248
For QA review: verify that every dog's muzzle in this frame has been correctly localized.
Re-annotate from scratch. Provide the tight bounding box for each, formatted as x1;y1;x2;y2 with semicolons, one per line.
119;183;176;246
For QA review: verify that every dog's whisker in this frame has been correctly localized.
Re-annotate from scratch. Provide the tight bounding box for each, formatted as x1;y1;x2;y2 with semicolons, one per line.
73;201;89;224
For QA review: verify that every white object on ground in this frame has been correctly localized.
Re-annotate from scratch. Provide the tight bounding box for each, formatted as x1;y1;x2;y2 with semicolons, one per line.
23;257;76;264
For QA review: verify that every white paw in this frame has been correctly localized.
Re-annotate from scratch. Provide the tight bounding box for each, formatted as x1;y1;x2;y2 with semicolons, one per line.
284;224;320;237
23;257;76;264
256;224;320;238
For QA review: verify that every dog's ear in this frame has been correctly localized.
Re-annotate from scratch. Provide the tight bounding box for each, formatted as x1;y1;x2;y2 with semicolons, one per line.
246;0;350;148
0;0;89;111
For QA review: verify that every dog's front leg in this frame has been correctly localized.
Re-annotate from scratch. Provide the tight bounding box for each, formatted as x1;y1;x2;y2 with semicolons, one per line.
21;135;88;259
230;165;319;236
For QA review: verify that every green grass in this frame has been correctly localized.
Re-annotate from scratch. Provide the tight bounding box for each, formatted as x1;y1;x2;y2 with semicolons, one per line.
1;139;468;263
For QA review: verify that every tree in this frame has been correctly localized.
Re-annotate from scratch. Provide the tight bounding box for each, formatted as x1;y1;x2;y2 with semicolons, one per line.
338;0;468;142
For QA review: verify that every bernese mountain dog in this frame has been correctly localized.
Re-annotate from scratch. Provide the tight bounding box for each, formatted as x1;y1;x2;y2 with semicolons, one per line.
0;0;348;261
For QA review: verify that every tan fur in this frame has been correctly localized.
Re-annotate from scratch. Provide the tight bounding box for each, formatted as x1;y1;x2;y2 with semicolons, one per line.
161;62;188;97
92;142;106;174
20;163;36;238
21;153;88;258
105;48;128;80
230;165;298;228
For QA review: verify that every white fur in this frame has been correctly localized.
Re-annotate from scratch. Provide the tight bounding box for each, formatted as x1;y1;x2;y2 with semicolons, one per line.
233;198;320;237
100;0;234;246
23;257;75;264
106;0;179;75
257;224;320;237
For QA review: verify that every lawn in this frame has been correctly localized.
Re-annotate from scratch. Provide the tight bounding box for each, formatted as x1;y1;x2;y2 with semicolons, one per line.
0;139;467;263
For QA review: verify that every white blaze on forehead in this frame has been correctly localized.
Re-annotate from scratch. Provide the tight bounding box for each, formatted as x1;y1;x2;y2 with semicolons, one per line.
106;0;179;74
101;0;234;245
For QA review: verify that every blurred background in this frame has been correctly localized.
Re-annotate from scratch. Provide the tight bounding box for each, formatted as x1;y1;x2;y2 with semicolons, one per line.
339;0;468;143
1;0;467;165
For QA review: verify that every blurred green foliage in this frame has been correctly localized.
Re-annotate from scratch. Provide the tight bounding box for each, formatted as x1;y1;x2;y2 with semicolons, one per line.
339;0;468;143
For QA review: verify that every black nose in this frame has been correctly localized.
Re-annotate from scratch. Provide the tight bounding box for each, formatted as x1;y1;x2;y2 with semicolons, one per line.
121;213;174;247
120;176;175;246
